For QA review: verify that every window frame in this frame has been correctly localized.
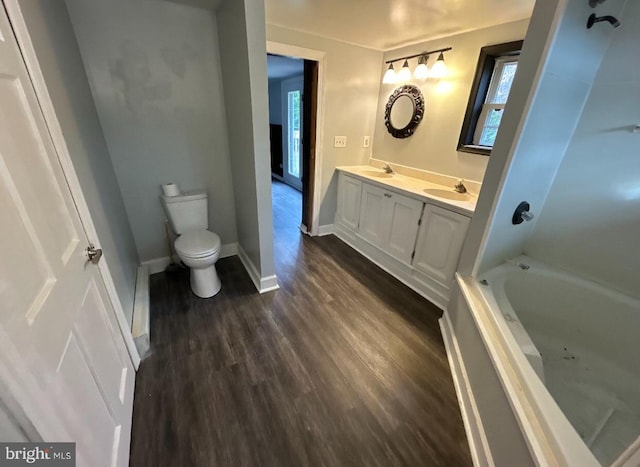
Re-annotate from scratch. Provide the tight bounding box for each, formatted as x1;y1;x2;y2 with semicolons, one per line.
457;40;523;157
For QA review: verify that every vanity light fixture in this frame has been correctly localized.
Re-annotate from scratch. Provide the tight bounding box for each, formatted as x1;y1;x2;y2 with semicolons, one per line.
430;52;447;79
382;63;397;84
397;59;412;82
382;47;452;84
413;55;429;80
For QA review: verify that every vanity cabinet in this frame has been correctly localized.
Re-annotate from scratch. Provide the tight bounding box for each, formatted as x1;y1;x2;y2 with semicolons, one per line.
413;204;470;286
334;171;472;309
358;182;423;264
336;174;362;231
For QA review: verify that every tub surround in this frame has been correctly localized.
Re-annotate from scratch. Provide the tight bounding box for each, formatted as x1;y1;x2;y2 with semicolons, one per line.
475;255;640;465
442;0;638;465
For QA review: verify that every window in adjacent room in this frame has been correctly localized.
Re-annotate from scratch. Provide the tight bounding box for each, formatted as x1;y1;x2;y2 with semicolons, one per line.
458;40;523;156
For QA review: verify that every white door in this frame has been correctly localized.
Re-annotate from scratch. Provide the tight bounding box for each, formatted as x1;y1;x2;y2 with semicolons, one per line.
336;173;362;231
412;204;471;286
358;183;387;247
282;76;303;191
0;8;134;467
382;193;423;265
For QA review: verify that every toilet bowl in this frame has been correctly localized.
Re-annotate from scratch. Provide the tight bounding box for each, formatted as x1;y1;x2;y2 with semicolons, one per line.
160;188;222;298
174;229;221;298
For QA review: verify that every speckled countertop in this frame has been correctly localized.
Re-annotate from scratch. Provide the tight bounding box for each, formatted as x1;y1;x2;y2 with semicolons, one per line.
336;165;477;217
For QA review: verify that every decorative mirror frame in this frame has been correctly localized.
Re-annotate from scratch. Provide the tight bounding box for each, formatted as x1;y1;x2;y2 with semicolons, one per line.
384;85;425;139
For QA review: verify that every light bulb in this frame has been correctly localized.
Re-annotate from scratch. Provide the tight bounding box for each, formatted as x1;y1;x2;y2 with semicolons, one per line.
397;59;411;82
382;63;397;84
430;52;447;79
413;55;429;80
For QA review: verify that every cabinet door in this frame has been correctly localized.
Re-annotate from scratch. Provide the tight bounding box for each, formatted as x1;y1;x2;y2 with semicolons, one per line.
358;183;387;246
413;204;470;286
382;192;424;264
336;174;362;231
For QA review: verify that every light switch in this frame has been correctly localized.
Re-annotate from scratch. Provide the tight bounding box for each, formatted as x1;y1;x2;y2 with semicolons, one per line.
363;136;370;148
334;136;347;148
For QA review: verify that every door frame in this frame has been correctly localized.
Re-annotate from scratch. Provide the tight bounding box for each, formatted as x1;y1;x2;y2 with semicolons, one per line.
4;0;141;369
266;41;325;236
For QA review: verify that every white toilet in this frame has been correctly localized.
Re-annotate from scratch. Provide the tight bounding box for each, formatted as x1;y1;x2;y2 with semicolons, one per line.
161;190;222;298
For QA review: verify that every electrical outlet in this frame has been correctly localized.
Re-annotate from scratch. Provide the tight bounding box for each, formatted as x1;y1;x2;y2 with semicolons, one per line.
363;136;370;148
334;136;347;148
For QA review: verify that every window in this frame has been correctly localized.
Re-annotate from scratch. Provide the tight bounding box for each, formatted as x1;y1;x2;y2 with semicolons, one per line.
458;41;523;156
287;90;301;178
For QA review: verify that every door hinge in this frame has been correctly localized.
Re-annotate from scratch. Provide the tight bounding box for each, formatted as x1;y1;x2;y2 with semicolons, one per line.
418;218;422;226
411;250;416;260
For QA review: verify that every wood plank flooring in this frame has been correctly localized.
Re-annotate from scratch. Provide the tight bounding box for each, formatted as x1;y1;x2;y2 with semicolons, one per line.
129;180;472;466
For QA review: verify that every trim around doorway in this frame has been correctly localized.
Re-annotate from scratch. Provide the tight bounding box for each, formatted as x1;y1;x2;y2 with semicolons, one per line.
266;41;325;237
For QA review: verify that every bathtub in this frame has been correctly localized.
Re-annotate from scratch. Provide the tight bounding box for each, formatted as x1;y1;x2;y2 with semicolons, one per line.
478;256;640;466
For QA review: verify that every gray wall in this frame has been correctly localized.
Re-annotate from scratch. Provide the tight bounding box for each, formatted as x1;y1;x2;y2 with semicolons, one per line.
528;0;639;298
18;0;139;324
268;78;283;125
65;0;237;262
218;0;275;278
372;20;529;183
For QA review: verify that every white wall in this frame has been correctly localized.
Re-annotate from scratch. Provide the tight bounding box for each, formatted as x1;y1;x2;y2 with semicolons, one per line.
459;0;628;276
217;0;275;279
266;25;382;227
65;0;237;262
18;0;139;324
373;20;529;183
528;0;638;298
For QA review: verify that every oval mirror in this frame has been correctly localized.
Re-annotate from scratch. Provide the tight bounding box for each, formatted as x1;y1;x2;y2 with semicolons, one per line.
384;85;425;139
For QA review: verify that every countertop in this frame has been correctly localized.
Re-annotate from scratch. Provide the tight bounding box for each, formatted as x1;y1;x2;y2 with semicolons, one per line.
336;166;477;216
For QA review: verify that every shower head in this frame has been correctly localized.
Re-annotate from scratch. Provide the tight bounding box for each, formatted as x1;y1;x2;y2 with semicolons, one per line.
587;13;621;29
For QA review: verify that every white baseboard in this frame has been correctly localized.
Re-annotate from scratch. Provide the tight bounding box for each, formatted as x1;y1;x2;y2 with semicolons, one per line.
132;266;150;359
439;310;493;467
237;244;279;294
142;242;239;275
317;224;334;236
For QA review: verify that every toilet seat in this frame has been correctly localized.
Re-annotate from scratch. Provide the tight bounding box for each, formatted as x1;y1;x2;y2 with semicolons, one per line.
175;230;220;258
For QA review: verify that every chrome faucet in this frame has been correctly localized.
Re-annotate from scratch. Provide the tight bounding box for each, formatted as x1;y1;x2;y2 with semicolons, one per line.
454;179;467;193
382;162;394;174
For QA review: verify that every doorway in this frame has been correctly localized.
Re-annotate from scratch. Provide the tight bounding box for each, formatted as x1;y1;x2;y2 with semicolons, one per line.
266;50;320;236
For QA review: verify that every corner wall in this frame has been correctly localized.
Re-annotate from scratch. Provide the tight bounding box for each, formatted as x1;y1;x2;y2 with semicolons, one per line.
266;25;383;228
64;0;237;263
17;0;139;324
527;0;638;298
459;0;628;276
217;0;275;282
372;20;530;183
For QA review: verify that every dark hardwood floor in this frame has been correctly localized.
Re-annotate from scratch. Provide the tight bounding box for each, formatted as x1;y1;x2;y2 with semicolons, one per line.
129;180;472;466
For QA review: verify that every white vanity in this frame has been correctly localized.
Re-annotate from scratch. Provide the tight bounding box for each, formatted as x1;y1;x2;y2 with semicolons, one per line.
334;166;477;309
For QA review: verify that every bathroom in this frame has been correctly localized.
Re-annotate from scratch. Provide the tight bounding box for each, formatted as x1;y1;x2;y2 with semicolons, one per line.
0;0;638;465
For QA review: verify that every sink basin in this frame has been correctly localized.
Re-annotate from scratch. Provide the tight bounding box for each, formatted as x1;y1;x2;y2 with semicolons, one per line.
424;188;472;201
361;170;393;179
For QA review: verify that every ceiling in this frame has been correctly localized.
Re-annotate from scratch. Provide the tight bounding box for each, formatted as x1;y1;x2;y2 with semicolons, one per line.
265;0;534;51
267;54;304;80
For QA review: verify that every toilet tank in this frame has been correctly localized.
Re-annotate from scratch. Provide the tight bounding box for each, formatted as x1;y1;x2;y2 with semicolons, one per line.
161;190;208;234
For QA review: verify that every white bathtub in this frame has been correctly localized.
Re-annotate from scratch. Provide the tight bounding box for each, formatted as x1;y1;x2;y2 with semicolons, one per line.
478;256;640;466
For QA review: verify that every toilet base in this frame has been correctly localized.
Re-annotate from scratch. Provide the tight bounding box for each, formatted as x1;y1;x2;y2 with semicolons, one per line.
190;265;221;298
